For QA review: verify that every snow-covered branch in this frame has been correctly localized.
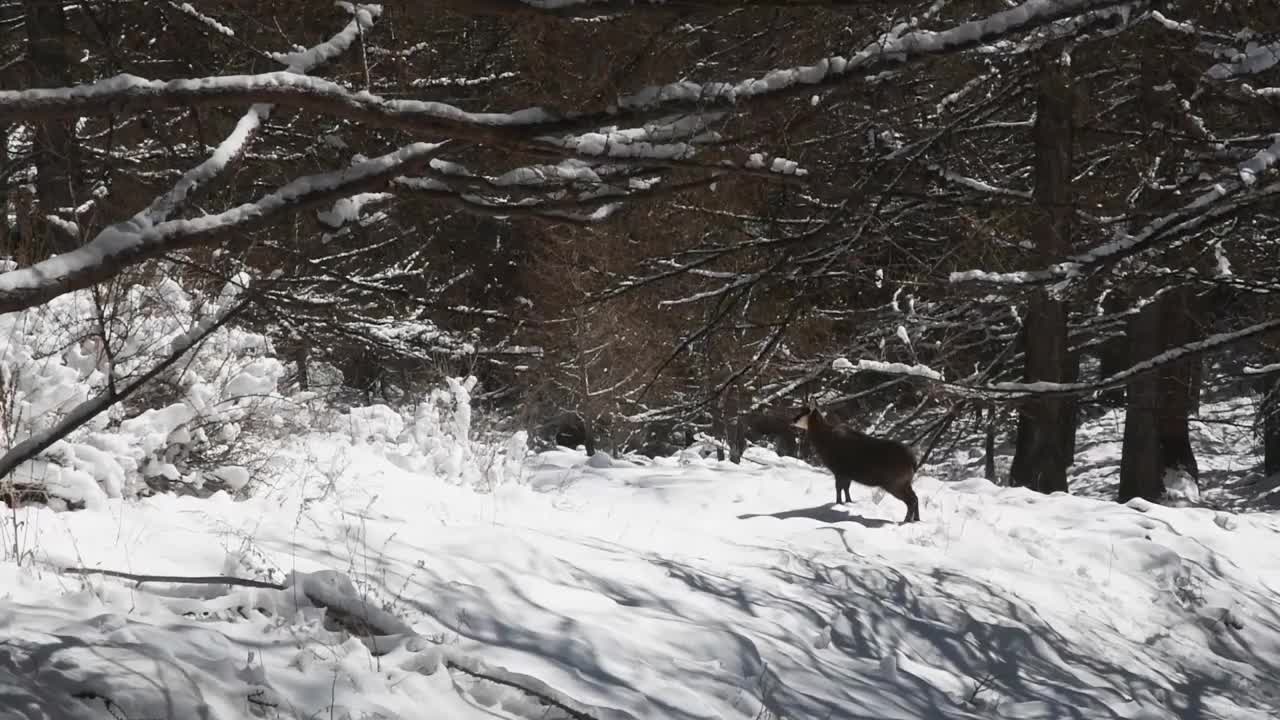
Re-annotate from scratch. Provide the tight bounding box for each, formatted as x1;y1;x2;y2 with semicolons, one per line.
833;358;946;381
614;0;1144;112
139;4;383;229
912;319;1280;399
0;143;445;315
0;71;560;136
951;148;1280;287
444;0;891;17
1206;38;1280;81
0;1;1143;154
393;170;721;224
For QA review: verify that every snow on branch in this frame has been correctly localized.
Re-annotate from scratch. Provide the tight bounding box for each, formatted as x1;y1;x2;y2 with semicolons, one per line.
972;319;1280;398
614;0;1141;112
392;171;720;223
0;1;1139;156
0;143;445;315
934;166;1032;200
0;71;732;167
951;139;1280;287
270;3;382;71
1206;38;1280;80
1243;362;1280;376
168;2;237;36
822;316;1280;399
832;357;946;381
0;71;559;135
138;3;382;228
443;0;899;18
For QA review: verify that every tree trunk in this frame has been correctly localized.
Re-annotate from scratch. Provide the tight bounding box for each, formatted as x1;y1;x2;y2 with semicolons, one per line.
294;342;310;391
1264;378;1280;477
0;126;10;260
1117;44;1208;503
25;0;80;256
1155;286;1201;483
582;413;596;456
1063;349;1081;462
1119;300;1164;503
1118;289;1203;503
1009;51;1076;494
1096;291;1128;409
708;398;725;461
984;405;997;483
725;384;744;464
728;421;745;464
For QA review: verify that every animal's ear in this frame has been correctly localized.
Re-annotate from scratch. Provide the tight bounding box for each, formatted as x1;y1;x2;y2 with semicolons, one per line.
791;407;810;430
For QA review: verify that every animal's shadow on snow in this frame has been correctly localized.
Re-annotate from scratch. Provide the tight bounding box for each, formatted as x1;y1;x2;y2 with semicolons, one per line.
737;503;893;528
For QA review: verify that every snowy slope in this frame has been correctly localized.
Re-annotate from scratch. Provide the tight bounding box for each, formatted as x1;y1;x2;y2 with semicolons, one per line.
3;420;1280;720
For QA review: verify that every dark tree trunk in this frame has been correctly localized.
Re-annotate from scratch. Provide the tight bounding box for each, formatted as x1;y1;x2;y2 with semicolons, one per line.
0;126;9;260
294;342;310;391
1009;51;1077;494
1119;289;1204;502
710;407;726;462
1119;300;1164;503
345;359;382;404
1155;286;1202;482
1063;350;1081;462
583;413;596;456
25;0;80;256
1264;378;1280;477
728;421;746;464
725;384;745;464
1096;291;1128;409
984;405;998;483
1117;47;1209;503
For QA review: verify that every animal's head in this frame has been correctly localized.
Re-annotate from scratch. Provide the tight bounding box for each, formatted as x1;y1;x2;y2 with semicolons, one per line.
791;406;821;431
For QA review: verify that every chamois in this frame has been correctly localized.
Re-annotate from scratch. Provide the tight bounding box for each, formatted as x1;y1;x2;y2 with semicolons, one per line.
792;406;920;523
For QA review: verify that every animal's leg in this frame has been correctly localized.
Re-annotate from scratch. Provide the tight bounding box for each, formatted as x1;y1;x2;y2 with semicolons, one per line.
903;486;921;522
834;477;843;505
885;485;915;523
839;477;853;504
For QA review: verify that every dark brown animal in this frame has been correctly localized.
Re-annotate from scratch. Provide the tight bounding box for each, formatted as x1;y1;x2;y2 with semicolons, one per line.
792;406;921;523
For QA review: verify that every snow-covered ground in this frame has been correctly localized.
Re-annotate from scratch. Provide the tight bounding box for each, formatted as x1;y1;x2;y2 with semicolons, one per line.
3;410;1279;720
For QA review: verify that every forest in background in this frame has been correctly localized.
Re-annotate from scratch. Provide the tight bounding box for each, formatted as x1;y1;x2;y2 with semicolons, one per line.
1;0;1279;506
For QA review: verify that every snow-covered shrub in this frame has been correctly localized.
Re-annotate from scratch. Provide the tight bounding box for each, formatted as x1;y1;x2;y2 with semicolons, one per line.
0;271;298;509
328;375;528;491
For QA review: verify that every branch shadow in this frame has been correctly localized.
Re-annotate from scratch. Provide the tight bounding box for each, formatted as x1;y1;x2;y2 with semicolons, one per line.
0;611;207;720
